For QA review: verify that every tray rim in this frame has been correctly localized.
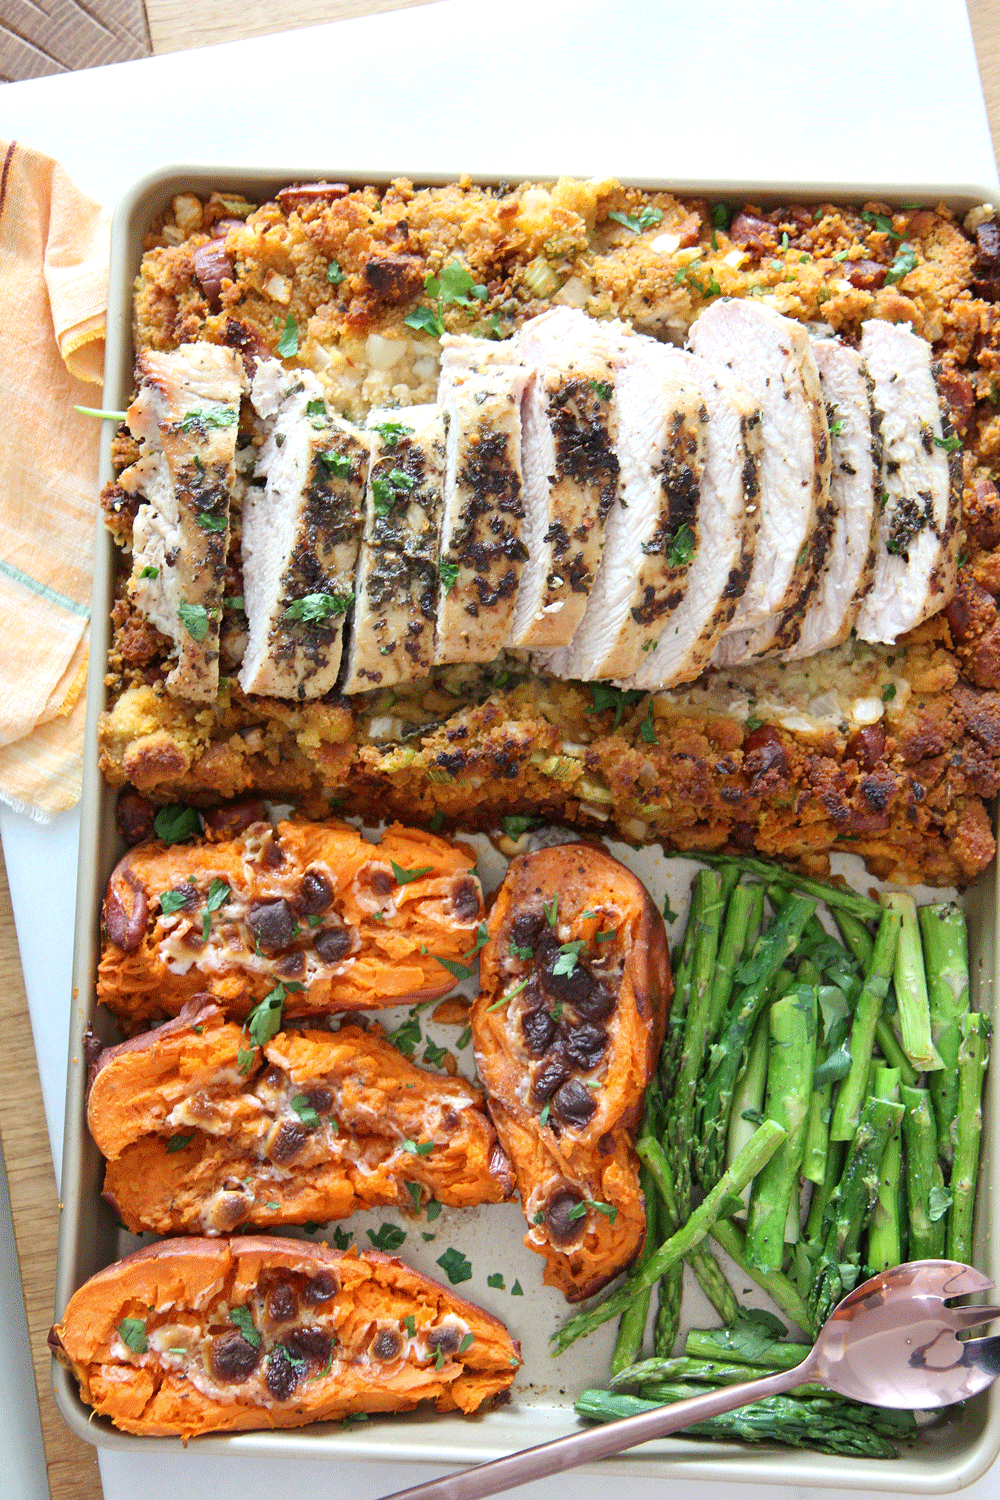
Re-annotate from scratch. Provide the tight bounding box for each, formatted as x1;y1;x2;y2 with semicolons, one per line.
52;161;1000;1491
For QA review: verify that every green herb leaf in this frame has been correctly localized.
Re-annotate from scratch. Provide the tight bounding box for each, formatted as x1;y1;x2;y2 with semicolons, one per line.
368;1223;407;1252
224;595;245;611
404;304;446;338
389;1015;422;1056
434;955;474;983
814;1046;852;1085
566;1199;618;1224
390;859;434;886
884;243;917;285
282;591;353;623
608;205;663;234
74;405;128;421
229;1306;261;1347
511;1279;523;1296
371;420;414;449
327;260;344;284
639;702;659;745
662;893;679;923
276;313;299;358
538;1100;551;1127
437;558;461;594
205;877;230;913
437;262;488;306
332;1225;353;1250
881;682;897;702
422;1038;449;1069
153;805;201;843
552;939;586;977
158;887;191;916
543;895;558;928
934;433;962;452
509;937;533;960
180;406;238;432
166;1132;193;1153
862;210;900;238
402;1139;434;1156
402;1314;417;1338
588;379;612;400
197;513;227;532
117;1317;148;1354
712;203;732;230
501;814;537;840
928;1184;953;1222
740;1108;765;1127
487;1273;505;1290
596;928;616;943
178;600;210;641
405;1181;423;1213
462;921;490;960
585;682;644;730
425;1200;442;1223
139;565;159;579
291;1094;320;1128
456;1024;472;1050
829;418;845;436
436;1247;472;1284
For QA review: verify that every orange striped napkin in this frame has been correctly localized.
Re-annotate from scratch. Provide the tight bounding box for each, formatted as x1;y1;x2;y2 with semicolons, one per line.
0;140;110;819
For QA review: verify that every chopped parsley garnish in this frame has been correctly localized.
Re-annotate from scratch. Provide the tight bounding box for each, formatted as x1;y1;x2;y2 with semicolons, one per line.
405;262;488;338
436;1247;473;1284
829;418;845;436
486;978;528;1011
934;433;962;452
223;594;245;611
456;1025;472;1050
282;590;353;623
509;937;534;960
276;313;299;357
327;260;344;284
585;683;644;730
159;888;191;916
543;894;558;927
596;928;616;943
139;565;159;579
402;1314;417;1338
178;600;210;641
533;1211;546;1225
368;1223;407;1252
153;804;201;843
538;1100;551;1128
664;523;695;567
552;940;586;977
884;243;917;285
434;955;474;983
372;467;417;512
426;1200;442;1222
712;203;732;230
197;513;227;532
588;379;612;400
229;1306;261;1347
205;877;230;913
746;714;763;731
881;683;897;702
306;913;323;928
502;814;538;840
511;1280;524;1296
291;1094;320;1127
405;1181;423;1212
662;893;679;923
428;809;445;833
306;398;327;420
74;405;127;421
166;1132;193;1153
402;1138;434;1156
180;406;238;431
237;981;299;1074
459;1333;475;1353
608;205;663;234
862;210;900;238
463;921;490;959
422;1038;449;1068
332;1225;353;1250
318;449;352;477
639;702;659;746
390;859;434;885
371;420;414;449
487;1273;505;1290
117;1318;148;1354
438;559;460;593
566;1199;618;1224
389;1015;422;1056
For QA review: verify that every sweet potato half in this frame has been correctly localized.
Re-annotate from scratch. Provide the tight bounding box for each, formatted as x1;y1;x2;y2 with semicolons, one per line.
98;817;484;1032
471;844;670;1300
88;997;513;1235
50;1237;521;1438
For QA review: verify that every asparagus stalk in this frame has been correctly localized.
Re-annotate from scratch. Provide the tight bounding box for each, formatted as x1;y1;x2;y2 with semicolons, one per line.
801;980;848;1188
573;1389;907;1458
709;1217;812;1334
866;1066;903;1274
918;902;970;1160
685;1325;811;1370
747;986;817;1270
809;1095;905;1329
882;892;944;1072
672;851;882;920
611;1165;658;1375
829;908;901;1141
552;1121;786;1353
805;1139;845;1243
694;897;816;1185
725;1010;769;1192
899;1083;946;1259
833;908;874;969
654;1261;683;1358
668;869;724;1214
947;1010;991;1265
707;883;762;1037
636;1134;740;1325
874;1016;918;1086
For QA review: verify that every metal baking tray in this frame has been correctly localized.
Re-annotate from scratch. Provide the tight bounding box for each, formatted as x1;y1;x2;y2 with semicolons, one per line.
55;164;1000;1490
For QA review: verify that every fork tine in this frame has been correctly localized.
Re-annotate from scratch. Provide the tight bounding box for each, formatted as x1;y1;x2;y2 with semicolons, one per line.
944;1304;1000;1331
958;1333;1000;1377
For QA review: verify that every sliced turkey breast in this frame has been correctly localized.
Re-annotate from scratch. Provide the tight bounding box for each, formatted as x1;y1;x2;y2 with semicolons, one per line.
511;308;620;649
627;355;760;691
340;405;447;693
434;337;529;663
240;360;368;700
689;300;833;664
782;340;880;661
546;334;708;683
855;320;962;643
127;344;245;702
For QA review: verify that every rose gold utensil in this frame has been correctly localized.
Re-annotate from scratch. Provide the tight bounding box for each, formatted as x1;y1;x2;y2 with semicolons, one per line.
381;1260;1000;1500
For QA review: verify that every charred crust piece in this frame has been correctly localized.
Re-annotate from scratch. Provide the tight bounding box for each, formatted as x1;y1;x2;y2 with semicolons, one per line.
49;1237;521;1436
471;844;670;1300
276;182;350;213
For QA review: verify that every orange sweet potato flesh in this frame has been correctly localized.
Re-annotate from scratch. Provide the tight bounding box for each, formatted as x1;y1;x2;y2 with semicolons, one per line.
50;1237;520;1438
471;844;670;1301
97;817;484;1032
88;998;513;1235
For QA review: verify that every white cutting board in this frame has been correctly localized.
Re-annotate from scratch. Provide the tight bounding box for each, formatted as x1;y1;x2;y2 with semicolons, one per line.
1;0;998;1494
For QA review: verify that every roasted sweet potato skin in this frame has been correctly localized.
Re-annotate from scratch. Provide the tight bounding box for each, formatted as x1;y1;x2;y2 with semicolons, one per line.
50;1237;520;1438
97;818;484;1032
471;844;670;1300
88;997;513;1235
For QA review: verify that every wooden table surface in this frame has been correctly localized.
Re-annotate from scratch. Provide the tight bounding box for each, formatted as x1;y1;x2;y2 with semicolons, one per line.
0;3;998;1497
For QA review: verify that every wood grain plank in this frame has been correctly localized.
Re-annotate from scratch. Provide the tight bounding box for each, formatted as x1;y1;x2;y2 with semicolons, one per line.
146;0;433;54
0;850;103;1500
968;0;1000;172
0;0;149;81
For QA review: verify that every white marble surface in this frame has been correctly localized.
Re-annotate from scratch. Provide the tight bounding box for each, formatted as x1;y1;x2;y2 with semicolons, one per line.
2;0;999;1493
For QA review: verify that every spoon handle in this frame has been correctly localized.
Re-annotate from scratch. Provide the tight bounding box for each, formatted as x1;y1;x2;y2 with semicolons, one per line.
379;1365;808;1500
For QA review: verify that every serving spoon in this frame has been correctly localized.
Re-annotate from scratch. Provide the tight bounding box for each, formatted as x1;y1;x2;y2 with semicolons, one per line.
381;1261;1000;1500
